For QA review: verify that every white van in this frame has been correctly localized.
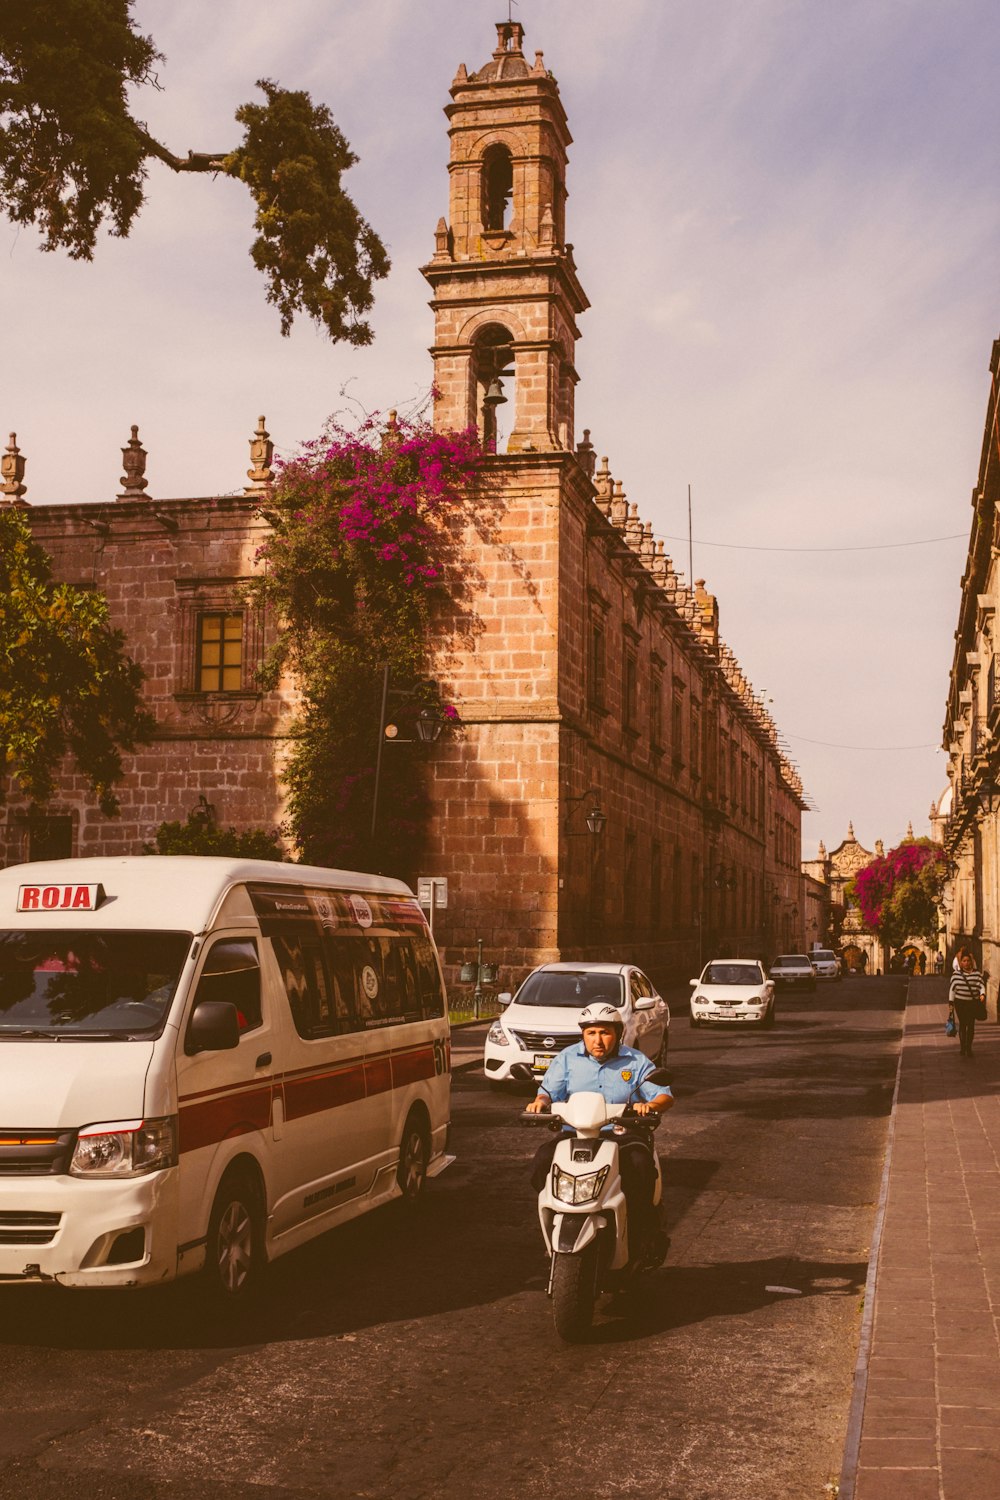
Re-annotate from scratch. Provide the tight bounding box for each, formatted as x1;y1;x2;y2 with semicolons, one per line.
0;857;453;1296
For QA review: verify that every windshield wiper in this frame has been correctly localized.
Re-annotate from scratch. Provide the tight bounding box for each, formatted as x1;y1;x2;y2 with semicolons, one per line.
0;1028;59;1039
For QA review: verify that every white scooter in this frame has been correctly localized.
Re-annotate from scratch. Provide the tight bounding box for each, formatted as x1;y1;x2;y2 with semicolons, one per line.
521;1083;669;1342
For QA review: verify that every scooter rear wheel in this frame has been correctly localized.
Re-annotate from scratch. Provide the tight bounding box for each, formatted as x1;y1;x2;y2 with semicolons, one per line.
551;1244;599;1342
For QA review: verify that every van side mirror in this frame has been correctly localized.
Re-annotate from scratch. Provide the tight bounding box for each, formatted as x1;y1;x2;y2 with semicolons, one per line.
186;1000;241;1055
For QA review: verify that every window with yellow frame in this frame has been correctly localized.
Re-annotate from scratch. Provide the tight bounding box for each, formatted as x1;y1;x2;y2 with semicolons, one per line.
197;612;243;693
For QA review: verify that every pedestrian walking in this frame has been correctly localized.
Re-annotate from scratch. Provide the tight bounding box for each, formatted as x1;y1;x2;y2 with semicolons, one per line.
918;950;926;976
949;947;987;1057
934;951;945;976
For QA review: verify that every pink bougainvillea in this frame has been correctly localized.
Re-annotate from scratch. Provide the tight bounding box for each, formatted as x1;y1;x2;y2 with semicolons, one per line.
850;838;947;947
244;407;491;873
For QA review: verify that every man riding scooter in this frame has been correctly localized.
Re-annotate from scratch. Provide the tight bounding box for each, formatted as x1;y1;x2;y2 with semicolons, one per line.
526;1002;673;1261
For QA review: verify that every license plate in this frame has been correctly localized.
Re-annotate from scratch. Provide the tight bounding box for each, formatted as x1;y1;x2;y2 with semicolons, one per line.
533;1053;556;1070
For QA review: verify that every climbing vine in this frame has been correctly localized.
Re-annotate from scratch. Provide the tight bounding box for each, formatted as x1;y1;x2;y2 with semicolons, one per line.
247;409;489;875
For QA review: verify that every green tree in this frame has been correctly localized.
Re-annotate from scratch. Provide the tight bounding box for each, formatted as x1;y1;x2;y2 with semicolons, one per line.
145;809;286;860
0;508;156;814
0;1;389;343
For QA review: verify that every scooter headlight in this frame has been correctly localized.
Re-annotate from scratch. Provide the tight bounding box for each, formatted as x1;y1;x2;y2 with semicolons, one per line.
552;1165;609;1205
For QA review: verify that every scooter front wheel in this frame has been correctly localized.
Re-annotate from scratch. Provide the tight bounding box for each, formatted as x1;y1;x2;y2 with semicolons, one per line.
551;1243;599;1343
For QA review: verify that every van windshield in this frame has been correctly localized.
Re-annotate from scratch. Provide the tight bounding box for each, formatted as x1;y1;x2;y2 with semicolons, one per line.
0;930;192;1038
514;972;624;1008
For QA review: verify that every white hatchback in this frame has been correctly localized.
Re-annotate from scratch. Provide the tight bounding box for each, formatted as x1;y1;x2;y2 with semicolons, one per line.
483;962;670;1085
810;949;841;981
689;959;775;1029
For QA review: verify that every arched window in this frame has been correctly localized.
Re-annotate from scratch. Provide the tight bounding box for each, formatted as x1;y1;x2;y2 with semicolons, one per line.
481;144;513;232
472;324;515;451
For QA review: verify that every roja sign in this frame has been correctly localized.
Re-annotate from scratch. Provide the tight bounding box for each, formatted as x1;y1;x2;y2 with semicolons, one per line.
17;883;107;913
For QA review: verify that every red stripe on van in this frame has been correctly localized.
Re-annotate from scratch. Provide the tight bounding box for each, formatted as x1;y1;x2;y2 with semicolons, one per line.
178;1085;272;1153
391;1044;436;1088
177;1039;443;1153
284;1062;366;1121
365;1054;393;1096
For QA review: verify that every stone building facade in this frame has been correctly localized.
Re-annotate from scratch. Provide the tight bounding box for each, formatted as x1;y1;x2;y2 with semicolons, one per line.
802;825;885;972
0;22;807;993
940;335;1000;1006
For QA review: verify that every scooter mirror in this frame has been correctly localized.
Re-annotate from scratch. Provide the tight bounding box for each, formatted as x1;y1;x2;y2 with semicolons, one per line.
509;1063;536;1083
647;1067;673;1086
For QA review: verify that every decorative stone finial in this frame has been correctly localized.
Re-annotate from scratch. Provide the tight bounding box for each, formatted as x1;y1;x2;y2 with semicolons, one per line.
875;839;885;857
245;415;275;494
593;456;612;515
117;425;148;501
906;820;914;839
433;216;451;261
847;820;855;839
576;428;595;480
0;432;28;505
452;62;468;87
610;480;628;529
539;204;556;248
532;50;546;75
625;502;643;550
818;839;827;858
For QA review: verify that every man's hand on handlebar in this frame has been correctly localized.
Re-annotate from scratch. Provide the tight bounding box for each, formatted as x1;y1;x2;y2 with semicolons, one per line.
525;1094;550;1114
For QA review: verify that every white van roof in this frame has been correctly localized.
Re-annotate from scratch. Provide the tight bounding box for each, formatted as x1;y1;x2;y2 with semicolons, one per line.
0;856;415;932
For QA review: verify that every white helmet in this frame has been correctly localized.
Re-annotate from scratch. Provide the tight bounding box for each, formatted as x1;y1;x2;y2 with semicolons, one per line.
578;1001;624;1032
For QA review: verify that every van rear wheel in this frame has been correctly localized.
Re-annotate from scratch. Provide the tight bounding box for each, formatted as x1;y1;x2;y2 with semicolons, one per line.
205;1172;264;1301
397;1112;430;1205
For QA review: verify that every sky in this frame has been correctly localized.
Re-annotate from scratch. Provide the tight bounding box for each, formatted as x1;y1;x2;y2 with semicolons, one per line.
2;0;998;858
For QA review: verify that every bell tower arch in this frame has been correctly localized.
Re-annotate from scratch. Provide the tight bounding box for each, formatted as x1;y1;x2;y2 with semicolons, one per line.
422;21;589;452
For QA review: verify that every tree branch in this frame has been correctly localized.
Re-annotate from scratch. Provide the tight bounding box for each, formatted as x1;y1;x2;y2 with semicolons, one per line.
135;128;229;174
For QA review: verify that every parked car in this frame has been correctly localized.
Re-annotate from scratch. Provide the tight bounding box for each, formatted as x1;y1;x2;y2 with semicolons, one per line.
483;962;670;1085
769;954;817;991
689;959;775;1029
810;949;841;981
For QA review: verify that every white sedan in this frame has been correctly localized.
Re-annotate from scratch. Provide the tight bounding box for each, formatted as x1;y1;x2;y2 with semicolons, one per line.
483;961;670;1085
689;959;775;1029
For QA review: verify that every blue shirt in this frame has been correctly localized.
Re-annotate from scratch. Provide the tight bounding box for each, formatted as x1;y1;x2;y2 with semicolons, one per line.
538;1042;671;1107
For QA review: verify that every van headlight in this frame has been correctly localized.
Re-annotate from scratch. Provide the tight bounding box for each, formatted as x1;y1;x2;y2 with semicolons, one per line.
552;1165;609;1205
486;1021;510;1047
70;1117;177;1178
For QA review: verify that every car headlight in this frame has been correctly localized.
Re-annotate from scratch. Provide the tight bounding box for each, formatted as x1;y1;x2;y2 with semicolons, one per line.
552;1165;609;1205
693;993;706;1004
70;1117;177;1178
486;1021;510;1046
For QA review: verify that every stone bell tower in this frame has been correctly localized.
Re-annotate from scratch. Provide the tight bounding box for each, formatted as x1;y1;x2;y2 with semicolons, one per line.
422;20;589;452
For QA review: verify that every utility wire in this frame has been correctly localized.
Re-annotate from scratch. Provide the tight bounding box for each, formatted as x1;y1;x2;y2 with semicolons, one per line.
784;732;941;751
658;531;965;554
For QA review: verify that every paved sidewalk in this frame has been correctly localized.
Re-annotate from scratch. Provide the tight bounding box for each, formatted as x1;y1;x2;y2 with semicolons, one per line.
842;976;1000;1498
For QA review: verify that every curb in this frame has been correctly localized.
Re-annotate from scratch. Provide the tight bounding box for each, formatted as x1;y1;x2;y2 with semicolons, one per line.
837;979;909;1499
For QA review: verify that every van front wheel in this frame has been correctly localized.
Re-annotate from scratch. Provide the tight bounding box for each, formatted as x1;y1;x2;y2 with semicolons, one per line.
397;1112;430;1205
205;1173;264;1301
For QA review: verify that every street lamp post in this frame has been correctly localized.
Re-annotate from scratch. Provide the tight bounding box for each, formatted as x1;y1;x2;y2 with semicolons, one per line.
370;664;449;845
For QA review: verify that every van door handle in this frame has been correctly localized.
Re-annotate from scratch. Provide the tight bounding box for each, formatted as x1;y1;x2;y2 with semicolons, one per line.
255;1052;272;1068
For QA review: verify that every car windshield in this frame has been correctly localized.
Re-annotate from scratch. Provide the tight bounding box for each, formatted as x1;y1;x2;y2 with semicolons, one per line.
514;971;624;1008
772;956;811;968
702;962;762;985
813;951;836;962
0;930;192;1038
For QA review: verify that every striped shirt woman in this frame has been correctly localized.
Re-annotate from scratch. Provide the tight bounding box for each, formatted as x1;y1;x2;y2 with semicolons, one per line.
949;949;985;1057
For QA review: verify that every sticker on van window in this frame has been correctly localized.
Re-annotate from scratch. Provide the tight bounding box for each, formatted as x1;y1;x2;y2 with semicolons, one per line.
361;965;380;1001
313;896;337;930
350;896;374;929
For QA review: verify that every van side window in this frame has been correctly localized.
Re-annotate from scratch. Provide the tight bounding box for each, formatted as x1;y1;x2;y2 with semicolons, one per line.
196;938;262;1032
273;933;355;1040
413;931;445;1019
